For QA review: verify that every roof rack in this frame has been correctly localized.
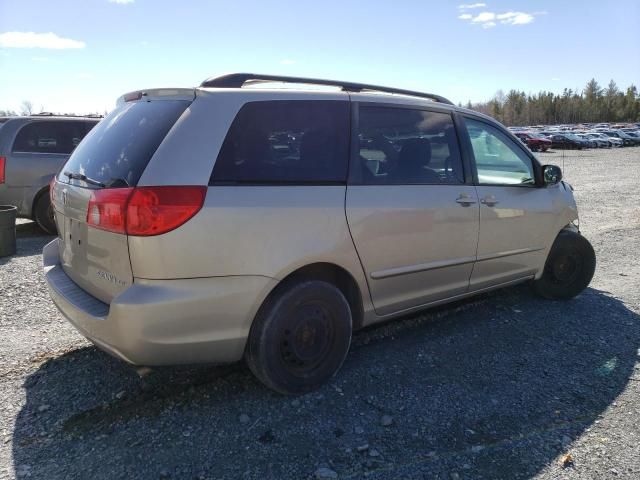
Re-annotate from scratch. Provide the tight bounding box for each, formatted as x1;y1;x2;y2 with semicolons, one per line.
199;73;454;105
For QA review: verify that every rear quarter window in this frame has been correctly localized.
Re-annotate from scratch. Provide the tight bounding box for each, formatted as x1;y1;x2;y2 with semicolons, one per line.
210;100;350;184
59;100;189;187
12;121;88;155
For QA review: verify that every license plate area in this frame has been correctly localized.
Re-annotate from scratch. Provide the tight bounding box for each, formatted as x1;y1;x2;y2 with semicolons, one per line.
62;217;89;274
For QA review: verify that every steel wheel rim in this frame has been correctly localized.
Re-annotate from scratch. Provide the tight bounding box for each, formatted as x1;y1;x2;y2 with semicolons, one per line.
548;253;581;285
280;302;336;374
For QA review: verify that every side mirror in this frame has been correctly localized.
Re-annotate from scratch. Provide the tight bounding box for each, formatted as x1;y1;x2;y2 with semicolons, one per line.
543;164;562;185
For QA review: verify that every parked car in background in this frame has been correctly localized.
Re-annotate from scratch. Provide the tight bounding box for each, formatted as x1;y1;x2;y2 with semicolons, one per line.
0;115;100;233
547;133;583;150
565;133;592;148
602;130;640;146
44;73;596;395
584;132;613;147
574;133;598;148
590;132;623;147
621;129;640;140
514;132;552;152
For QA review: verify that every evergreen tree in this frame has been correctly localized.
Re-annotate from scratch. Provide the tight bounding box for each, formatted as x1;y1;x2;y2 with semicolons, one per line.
466;78;640;125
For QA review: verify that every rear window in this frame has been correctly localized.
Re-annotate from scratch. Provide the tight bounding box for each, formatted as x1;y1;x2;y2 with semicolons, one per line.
59;100;189;187
12;121;91;154
210;100;349;184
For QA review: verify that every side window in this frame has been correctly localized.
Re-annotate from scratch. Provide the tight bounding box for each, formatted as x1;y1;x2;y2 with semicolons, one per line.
463;117;535;186
353;106;464;185
210;100;349;184
12;121;87;155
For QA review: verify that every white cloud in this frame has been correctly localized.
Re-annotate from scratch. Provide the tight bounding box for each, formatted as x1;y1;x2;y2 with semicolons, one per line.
279;59;295;65
471;12;496;23
458;8;543;27
458;3;486;9
497;12;535;25
109;0;135;4
0;32;85;49
76;72;94;79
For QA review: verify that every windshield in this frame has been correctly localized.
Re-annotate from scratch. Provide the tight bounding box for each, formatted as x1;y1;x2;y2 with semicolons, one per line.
58;100;190;187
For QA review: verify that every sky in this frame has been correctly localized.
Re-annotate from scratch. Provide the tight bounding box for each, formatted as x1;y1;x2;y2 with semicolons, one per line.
0;0;639;114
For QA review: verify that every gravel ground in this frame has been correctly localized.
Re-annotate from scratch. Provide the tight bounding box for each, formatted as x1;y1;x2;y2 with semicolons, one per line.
1;147;639;480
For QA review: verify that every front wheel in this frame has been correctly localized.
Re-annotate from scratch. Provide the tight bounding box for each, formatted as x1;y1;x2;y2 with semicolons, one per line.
532;230;596;300
245;280;352;395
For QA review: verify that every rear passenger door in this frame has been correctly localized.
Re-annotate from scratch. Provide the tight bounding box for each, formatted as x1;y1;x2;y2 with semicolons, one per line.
346;104;479;316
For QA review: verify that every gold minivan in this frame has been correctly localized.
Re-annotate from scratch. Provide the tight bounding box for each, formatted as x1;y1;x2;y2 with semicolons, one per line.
44;74;596;394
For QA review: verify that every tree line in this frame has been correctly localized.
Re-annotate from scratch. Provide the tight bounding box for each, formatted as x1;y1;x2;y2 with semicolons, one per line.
0;100;104;117
463;79;640;126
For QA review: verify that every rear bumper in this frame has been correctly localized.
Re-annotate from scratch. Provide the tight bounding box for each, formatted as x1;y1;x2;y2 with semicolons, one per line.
43;239;276;366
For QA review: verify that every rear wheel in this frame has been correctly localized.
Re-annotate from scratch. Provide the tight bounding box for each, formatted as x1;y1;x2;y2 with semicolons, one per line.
246;280;352;395
34;192;56;234
532;230;595;300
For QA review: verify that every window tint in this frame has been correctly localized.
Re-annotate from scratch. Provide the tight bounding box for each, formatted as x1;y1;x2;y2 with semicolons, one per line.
84;120;98;134
210;100;349;184
353;106;464;185
59;100;189;187
464;117;535;186
12;121;88;154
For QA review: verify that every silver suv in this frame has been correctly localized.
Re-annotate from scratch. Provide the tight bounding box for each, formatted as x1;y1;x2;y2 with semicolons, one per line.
0;115;99;233
44;74;596;394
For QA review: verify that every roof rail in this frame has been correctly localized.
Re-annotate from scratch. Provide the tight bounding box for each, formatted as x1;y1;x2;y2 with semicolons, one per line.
199;73;454;105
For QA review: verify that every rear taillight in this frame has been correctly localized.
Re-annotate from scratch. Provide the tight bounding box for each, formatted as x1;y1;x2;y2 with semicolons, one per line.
0;156;5;184
126;186;207;236
87;186;206;236
87;187;133;234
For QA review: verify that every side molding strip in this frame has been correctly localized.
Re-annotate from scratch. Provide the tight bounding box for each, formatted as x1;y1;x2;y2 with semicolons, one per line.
370;246;544;280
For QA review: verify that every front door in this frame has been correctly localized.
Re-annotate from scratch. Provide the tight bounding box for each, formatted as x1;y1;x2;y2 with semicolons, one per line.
461;116;554;290
346;104;479;316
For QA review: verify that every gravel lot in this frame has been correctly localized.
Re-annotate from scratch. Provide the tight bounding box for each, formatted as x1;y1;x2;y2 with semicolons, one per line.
1;147;639;480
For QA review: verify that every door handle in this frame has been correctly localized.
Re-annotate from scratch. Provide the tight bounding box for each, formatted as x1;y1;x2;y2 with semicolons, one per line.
455;195;477;206
480;195;499;207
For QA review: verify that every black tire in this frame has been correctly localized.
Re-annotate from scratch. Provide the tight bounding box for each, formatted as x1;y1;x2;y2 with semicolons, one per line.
532;230;596;300
245;280;352;395
34;192;56;234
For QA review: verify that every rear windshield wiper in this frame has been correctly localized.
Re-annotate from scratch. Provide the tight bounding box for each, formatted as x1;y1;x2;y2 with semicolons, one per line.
104;177;130;188
63;171;106;188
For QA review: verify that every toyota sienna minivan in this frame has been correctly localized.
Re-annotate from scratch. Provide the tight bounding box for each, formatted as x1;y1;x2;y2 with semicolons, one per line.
44;74;596;394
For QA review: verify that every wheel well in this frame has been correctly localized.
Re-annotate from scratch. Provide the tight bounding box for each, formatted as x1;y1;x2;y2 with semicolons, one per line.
271;263;365;331
31;186;50;219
